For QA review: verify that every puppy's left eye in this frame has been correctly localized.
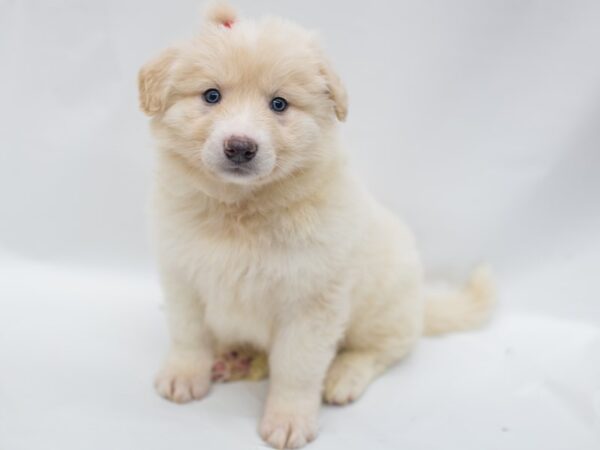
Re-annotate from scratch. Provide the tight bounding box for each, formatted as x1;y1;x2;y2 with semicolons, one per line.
203;88;221;104
270;97;288;113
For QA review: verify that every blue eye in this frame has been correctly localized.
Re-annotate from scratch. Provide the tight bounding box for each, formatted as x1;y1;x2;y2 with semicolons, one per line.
270;97;288;112
203;89;221;104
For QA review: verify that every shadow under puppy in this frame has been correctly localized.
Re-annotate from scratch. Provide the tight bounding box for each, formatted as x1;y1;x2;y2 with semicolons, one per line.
138;4;495;449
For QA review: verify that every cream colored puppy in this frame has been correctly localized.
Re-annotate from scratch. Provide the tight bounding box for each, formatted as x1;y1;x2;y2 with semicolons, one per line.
139;4;494;449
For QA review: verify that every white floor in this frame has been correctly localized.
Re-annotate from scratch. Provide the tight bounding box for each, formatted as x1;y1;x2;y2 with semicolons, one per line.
1;259;598;450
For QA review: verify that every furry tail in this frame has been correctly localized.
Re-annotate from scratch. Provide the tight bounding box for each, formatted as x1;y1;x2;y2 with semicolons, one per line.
424;266;496;336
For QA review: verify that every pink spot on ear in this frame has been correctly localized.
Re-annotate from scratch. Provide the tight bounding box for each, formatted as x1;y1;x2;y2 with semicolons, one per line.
222;20;233;29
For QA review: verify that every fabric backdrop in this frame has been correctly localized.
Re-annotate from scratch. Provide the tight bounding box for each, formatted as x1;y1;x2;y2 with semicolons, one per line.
1;1;598;449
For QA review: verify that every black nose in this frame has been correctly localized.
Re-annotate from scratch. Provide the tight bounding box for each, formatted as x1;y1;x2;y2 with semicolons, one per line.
223;136;258;163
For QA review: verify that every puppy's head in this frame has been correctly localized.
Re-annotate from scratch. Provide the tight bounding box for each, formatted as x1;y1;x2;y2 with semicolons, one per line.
139;4;347;188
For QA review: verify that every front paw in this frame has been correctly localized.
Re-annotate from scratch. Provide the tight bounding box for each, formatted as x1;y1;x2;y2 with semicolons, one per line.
259;408;318;449
154;353;211;403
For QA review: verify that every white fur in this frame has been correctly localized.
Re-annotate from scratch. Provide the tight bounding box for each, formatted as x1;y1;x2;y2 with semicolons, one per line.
201;106;277;184
139;4;495;448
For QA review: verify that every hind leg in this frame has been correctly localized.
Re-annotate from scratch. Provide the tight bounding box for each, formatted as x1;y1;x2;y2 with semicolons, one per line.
324;350;382;405
323;286;423;405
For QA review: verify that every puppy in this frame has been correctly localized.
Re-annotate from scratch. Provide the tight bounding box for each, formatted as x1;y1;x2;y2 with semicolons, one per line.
138;4;494;449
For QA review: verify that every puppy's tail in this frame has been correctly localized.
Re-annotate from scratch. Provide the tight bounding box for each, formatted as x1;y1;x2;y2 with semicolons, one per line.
423;265;496;336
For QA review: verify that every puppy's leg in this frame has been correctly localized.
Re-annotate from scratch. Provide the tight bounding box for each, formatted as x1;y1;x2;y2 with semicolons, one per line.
323;335;417;405
260;297;346;449
155;268;213;403
324;284;422;405
324;350;382;405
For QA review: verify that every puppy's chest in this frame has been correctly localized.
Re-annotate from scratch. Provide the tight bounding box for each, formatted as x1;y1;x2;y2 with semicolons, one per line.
188;234;328;301
169;207;333;293
204;291;274;349
170;219;332;347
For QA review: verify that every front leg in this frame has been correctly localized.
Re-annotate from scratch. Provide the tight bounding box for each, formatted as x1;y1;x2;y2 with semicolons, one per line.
155;267;214;403
260;296;347;449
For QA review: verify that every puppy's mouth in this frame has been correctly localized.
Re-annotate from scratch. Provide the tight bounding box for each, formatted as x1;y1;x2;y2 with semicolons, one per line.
214;162;265;184
221;163;256;176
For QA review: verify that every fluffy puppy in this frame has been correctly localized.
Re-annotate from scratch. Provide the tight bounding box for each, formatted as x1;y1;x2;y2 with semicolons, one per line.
138;4;494;449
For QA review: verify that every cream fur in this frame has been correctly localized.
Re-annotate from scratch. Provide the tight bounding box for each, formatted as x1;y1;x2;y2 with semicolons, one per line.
139;4;495;449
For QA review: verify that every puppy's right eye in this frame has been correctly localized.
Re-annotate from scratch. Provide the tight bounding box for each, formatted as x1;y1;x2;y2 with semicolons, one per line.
203;89;221;104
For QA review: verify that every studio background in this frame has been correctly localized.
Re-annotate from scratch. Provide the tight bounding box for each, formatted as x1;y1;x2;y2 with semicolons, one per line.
1;1;598;449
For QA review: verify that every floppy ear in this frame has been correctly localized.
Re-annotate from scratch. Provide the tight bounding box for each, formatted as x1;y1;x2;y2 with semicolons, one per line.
319;58;348;122
138;48;178;116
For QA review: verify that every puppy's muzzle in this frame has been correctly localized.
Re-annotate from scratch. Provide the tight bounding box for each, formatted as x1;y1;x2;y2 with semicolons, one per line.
224;136;258;164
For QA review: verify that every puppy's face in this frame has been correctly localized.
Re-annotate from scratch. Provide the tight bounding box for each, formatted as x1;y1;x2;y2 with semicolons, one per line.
139;8;347;187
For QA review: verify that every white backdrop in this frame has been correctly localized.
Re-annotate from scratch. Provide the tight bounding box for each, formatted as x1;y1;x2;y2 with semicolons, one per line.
1;1;599;449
